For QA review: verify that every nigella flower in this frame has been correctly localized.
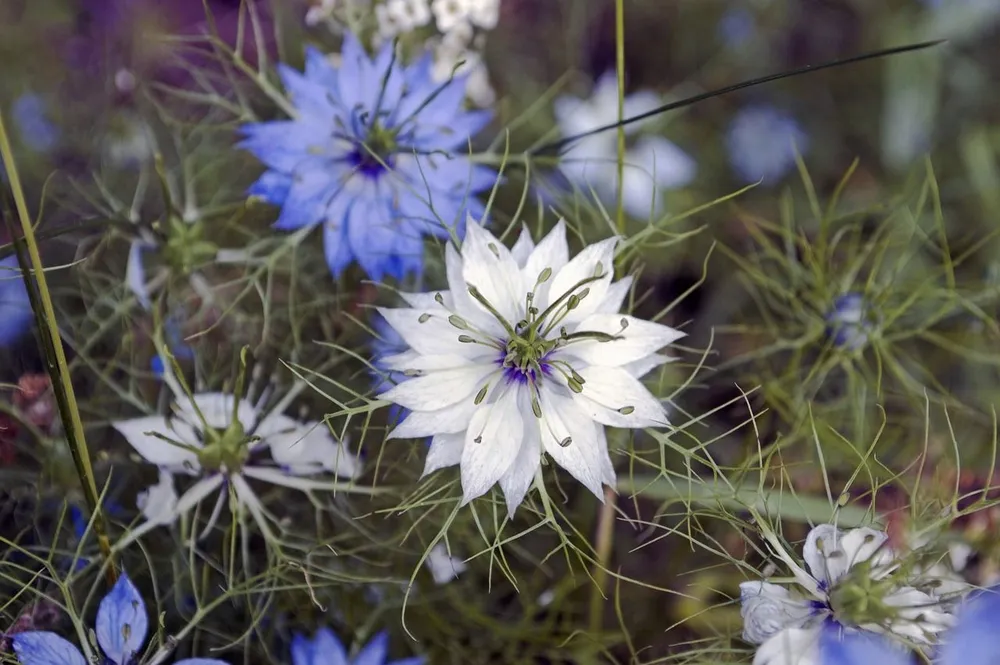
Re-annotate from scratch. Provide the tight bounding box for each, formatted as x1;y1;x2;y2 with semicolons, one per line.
825;293;877;351
553;72;696;219
726;104;808;184
376;219;684;515
741;524;958;665
111;368;362;546
291;627;423;665
12;572;227;665
816;586;1000;665
0;255;32;346
717;7;756;47
240;35;496;281
11;94;59;153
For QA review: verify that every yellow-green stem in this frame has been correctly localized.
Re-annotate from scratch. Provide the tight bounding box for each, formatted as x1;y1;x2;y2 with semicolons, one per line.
589;0;627;635
0;111;117;584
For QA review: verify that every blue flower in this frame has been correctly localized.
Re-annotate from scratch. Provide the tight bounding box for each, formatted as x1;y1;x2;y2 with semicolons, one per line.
11;94;59;153
151;317;195;379
818;586;1000;665
0;255;33;345
290;628;423;665
717;8;756;46
825;293;875;351
725;104;808;184
241;35;496;281
12;572;228;665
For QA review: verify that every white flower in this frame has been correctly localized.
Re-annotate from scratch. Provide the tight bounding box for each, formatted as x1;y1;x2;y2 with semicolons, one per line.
375;0;432;38
112;379;361;547
377;219;684;515
425;543;467;584
741;524;959;665
553;72;695;219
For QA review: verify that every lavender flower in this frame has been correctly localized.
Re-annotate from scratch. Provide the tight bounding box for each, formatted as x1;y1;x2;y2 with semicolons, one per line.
726;104;808;184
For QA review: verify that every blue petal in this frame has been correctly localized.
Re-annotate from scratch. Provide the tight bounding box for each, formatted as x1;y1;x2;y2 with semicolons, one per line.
937;585;1000;665
95;572;149;664
12;93;59;153
278;63;337;118
323;215;354;278
290;633;312;665
311;627;349;665
248;171;293;205
818;626;911;665
274;170;341;230
304;46;338;91
353;632;390;665
173;660;231;665
240;122;335;173
346;198;402;281
0;255;32;345
12;632;87;665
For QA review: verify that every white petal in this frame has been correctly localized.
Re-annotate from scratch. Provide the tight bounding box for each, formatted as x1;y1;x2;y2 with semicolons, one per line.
520;219;570;306
389;399;479;439
113;415;201;469
565;313;685;367
803;525;889;586
570;365;670;429
267;421;360;479
739;581;814;645
379;352;487;373
400;290;454;311
126;240;152;310
136;470;179;525
460;390;525;505
425;543;467;585
460;220;525;327
176;392;257;431
254;411;300;439
446;241;504;335
753;628;821;665
509;223;536;266
497;404;542;516
622;353;672;378
424;432;465;476
880;587;953;643
545;237;617;324
376;307;483;358
630;135;697;190
174;474;225;515
230;473;274;538
379;364;496;411
537;388;608;500
595;276;633;314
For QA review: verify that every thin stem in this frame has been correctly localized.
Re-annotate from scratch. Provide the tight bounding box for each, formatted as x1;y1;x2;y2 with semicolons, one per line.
589;0;627;635
0;111;117;584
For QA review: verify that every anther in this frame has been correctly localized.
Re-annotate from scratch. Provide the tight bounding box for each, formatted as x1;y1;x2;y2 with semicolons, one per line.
418;313;431;323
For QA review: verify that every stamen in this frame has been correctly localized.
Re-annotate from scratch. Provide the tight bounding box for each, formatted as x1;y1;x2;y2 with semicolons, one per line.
474;384;489;405
418;313;431;323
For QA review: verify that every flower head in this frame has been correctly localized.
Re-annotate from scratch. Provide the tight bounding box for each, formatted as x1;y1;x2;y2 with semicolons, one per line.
11;94;59;153
111;373;361;544
553;72;696;219
741;524;960;665
825;293;877;351
290;628;423;665
376;219;683;515
0;256;32;346
726;104;808;184
12;572;227;665
240;36;496;281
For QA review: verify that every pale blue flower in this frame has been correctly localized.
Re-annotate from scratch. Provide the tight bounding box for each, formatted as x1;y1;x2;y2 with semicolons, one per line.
12;572;227;665
0;255;33;345
290;628;423;665
726;104;807;184
11;94;59;153
717;8;755;46
241;35;496;281
825;293;875;351
818;586;1000;665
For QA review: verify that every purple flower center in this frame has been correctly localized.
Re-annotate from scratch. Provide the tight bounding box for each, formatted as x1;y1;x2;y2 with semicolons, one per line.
498;347;552;386
350;147;394;178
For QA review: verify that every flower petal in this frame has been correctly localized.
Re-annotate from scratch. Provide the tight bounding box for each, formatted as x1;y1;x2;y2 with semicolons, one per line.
545;237;617;323
803;525;889;586
379;364;496;412
817;626;910;665
175;475;226;516
112;415;201;469
126;240;152;310
353;632;389;665
570;365;670;429
136;470;179;525
96;572;149;664
509;223;535;266
388;399;479;439
307;628;349;665
423;432;465;476
565;314;685;367
12;632;87;665
376;307;483;358
537;388;608;500
425;543;468;585
498;420;541;516
753;627;821;665
520;219;570;305
739;581;814;645
177;393;258;431
938;586;1000;665
460;390;525;504
460;220;524;327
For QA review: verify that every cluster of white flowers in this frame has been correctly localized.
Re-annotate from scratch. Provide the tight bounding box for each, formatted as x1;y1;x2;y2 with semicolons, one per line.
741;523;967;665
553;72;696;220
305;0;500;106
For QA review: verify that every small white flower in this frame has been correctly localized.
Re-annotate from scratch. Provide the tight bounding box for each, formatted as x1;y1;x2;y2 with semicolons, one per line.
431;0;472;33
425;543;467;584
553;72;695;219
376;0;432;38
741;524;959;665
377;219;684;515
113;376;361;546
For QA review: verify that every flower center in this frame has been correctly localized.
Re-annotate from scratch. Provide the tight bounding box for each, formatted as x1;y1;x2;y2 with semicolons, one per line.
351;122;397;178
499;335;556;386
827;565;898;629
197;419;250;473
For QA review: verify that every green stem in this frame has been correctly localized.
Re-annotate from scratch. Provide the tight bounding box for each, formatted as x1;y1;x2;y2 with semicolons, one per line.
588;0;628;636
0;110;117;583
